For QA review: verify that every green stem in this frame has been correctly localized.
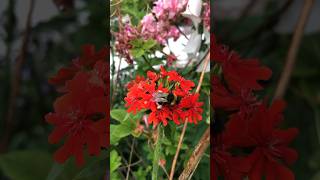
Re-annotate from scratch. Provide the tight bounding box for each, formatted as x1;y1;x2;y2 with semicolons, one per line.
152;126;162;180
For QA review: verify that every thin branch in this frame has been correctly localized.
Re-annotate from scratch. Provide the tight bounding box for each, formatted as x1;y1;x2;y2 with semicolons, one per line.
0;0;35;153
174;24;189;40
110;0;123;7
178;127;210;180
169;53;210;180
118;160;142;170
160;162;170;179
195;53;210;93
274;0;315;100
169;117;188;180
182;48;209;77
125;139;135;180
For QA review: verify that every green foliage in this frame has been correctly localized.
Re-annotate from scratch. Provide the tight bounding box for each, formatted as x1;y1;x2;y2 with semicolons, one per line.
133;166;151;179
130;39;158;58
110;109;144;145
110;150;122;180
118;0;151;25
0;151;52;180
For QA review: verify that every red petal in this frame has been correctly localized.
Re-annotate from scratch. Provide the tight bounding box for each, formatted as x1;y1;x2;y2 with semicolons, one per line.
48;126;68;144
273;128;299;145
278;147;298;165
86;129;100;156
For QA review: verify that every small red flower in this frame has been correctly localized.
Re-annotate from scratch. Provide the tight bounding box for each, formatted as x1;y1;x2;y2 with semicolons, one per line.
212;76;258;112
48;45;108;90
212;41;272;92
126;75;145;89
166;54;177;66
179;94;203;124
125;67;202;126
148;106;171;126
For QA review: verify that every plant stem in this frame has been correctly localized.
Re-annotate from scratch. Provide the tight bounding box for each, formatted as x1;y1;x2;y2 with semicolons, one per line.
178;127;210;180
169;53;210;180
0;0;35;153
274;0;315;100
152;125;162;180
125;139;135;180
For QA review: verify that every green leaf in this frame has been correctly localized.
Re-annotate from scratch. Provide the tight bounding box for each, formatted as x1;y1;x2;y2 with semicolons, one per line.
110;150;121;172
143;39;157;50
0;150;52;180
133;167;151;179
130;39;144;47
162;137;172;146
110;150;122;180
165;146;176;155
130;48;145;58
110;109;127;122
110;124;132;145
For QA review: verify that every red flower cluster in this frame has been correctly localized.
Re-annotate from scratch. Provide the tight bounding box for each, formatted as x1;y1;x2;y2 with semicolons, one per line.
211;35;298;180
46;45;108;166
125;67;203;127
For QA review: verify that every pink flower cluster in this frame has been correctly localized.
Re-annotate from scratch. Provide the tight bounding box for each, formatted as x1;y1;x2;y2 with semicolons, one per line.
113;24;139;64
153;0;188;19
141;0;188;44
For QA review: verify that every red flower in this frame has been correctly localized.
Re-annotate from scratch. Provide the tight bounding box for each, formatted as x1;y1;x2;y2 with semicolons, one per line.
159;67;195;97
224;100;298;179
48;66;78;91
125;81;156;114
212;41;272;92
125;67;202;126
126;75;145;89
148;106;171;126
211;34;298;179
48;44;108;90
179;94;203;124
211;76;257;112
46;47;108;166
166;54;177;66
212;136;250;180
46;77;107;166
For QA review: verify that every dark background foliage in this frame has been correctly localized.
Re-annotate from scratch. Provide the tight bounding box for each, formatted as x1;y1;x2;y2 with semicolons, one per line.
0;0;107;179
214;0;320;179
